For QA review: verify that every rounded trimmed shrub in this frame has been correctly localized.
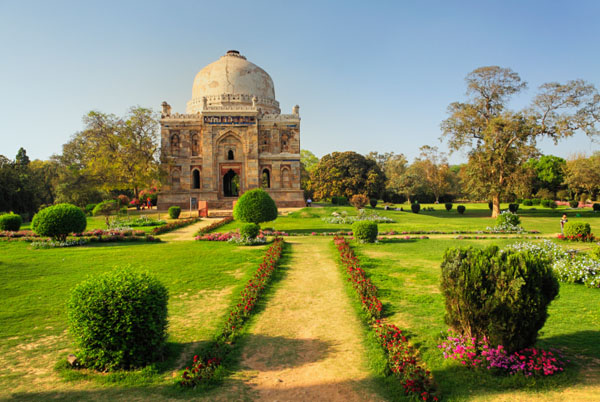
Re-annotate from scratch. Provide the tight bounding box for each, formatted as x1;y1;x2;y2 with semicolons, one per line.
411;203;421;214
457;205;466;215
532;198;541;206
569;200;579;208
508;203;519;213
168;206;181;219
32;203;87;241
445;202;453;211
352;221;378;243
441;246;559;353
240;222;260;239
350;194;369;209
593;203;600;212
369;198;378;208
0;213;22;231
233;189;277;225
68;268;168;371
564;221;591;238
522;199;533;206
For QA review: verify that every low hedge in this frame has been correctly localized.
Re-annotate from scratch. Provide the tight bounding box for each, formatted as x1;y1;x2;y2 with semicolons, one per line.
352;221;378;243
0;213;22;231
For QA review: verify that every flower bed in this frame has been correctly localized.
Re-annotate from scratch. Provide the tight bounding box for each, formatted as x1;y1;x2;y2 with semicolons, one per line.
194;216;233;235
455;235;543;240
151;217;201;235
333;236;438;401
1;229;159;245
557;233;596;242
180;238;284;387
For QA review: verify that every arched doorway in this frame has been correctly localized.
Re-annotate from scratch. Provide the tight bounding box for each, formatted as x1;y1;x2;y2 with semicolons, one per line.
223;169;239;197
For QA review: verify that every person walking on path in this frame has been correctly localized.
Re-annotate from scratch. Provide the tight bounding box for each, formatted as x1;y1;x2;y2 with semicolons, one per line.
560;214;568;234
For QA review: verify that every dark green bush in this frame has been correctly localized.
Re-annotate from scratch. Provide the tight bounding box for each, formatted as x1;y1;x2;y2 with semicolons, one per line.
548;200;558;209
564;221;591;238
240;222;260;239
85;203;97;215
457;205;466;215
68;268;168;371
352;221;378;243
532;198;541;205
369;198;378;208
522;199;533;206
168;206;181;219
440;246;559;353
593;203;600;212
31;203;87;241
445;202;453;211
411;203;421;214
0;213;22;231
331;196;349;205
569;200;579;208
540;199;552;208
233;189;277;225
508;203;519;213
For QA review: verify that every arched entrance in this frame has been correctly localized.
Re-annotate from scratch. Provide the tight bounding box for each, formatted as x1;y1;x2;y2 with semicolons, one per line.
223;169;239;197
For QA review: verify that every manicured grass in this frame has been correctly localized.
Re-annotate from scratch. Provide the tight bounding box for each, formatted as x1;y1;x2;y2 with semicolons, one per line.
0;240;266;398
352;238;600;400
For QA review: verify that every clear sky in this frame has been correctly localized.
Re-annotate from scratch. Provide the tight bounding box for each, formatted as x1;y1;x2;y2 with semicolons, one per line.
1;0;598;164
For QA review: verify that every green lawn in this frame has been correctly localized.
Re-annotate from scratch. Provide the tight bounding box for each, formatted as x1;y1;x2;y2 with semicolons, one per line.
351;238;600;401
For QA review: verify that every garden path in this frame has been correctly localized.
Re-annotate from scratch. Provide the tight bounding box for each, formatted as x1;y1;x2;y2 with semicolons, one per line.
215;237;383;401
158;218;222;241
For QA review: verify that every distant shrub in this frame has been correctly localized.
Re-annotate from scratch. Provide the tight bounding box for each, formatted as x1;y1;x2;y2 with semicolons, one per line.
536;189;555;200
168;206;181;219
32;203;87;241
68;268;168;370
457;205;466;215
445;202;453;211
441;246;559;354
93;200;119;226
564;222;591;238
569;200;579;208
508;203;519;213
85;203;97;216
496;211;521;227
233;188;278;225
350;194;369;210
540;199;553;208
548;200;558;209
522;199;533;206
352;221;378;243
532;198;541;205
117;194;130;206
0;213;22;231
331;196;349;205
593;203;600;212
240;223;260;239
369;198;378;208
411;203;421;214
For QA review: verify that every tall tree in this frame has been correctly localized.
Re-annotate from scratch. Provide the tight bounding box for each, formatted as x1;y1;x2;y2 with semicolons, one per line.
524;154;566;195
413;145;452;203
300;149;319;199
563;153;600;199
442;66;600;217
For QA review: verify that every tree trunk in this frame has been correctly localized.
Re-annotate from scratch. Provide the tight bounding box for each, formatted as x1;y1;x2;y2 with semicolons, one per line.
491;194;501;218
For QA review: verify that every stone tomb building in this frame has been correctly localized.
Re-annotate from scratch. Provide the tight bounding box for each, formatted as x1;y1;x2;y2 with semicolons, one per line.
158;50;304;210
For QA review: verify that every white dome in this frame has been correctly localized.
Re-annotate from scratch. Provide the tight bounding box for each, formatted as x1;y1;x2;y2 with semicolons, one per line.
186;51;280;113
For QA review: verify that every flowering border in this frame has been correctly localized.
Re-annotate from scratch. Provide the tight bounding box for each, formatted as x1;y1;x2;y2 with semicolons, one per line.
180;238;284;387
194;216;234;236
151;217;202;235
0;228;160;244
333;236;439;401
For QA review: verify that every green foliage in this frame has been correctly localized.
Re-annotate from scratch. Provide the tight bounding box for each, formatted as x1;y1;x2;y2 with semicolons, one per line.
240;223;260;239
351;221;378;243
85;203;97;215
168;206;181;219
445;202;453;211
526;155;566;192
31;203;87;241
532;198;541;205
564;222;591;238
350;194;369;209
369;198;378;208
569;200;579;208
233;189;278;225
457;205;466;214
496;211;521;227
117;194;130;206
68;268;168;371
508;203;519;213
411;203;421;214
593;203;600;212
0;213;22;231
522;199;533;206
331;196;349;205
93;200;118;217
440;246;559;353
310;151;385;200
541;199;553;208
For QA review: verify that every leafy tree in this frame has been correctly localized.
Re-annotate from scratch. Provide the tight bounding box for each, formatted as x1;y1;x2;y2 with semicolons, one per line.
563;153;600;199
300;149;319;199
310;151;385;200
367;152;409;201
525;155;566;195
442;66;600;217
413;146;453;203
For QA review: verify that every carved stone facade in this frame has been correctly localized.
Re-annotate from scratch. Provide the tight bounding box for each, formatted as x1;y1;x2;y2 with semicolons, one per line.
158;51;304;210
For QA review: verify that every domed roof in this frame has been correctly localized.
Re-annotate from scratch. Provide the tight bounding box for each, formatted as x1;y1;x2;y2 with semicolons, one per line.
186;51;279;113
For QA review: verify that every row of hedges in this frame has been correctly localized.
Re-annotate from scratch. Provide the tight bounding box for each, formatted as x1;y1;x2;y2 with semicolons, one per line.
180;238;284;386
333;236;438;400
195;216;234;235
151;217;201;235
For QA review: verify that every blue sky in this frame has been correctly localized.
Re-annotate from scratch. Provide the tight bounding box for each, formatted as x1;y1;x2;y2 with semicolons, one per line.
1;0;598;164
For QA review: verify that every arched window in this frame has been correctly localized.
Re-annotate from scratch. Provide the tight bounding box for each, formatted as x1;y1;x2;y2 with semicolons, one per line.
171;169;180;189
192;169;200;189
170;134;180;154
261;169;270;188
227;149;234;160
281;167;290;188
191;133;200;156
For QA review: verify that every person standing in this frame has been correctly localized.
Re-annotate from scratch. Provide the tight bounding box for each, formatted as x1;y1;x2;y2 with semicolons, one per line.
560;214;568;234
